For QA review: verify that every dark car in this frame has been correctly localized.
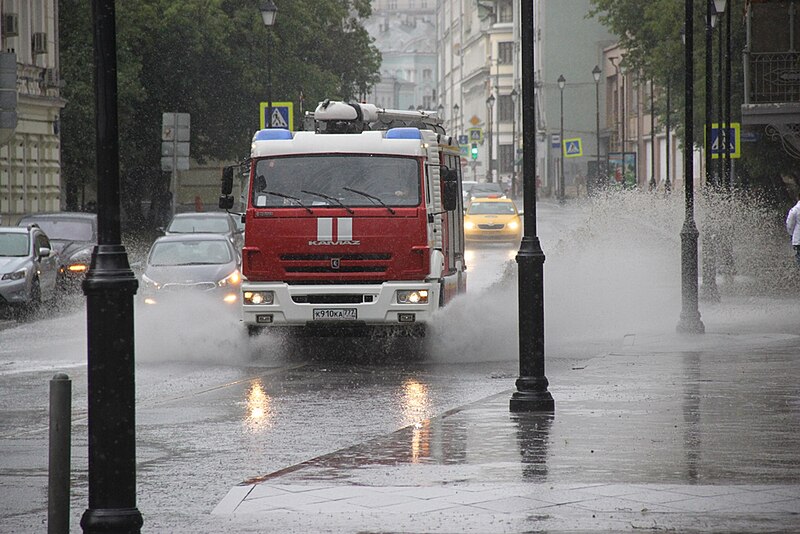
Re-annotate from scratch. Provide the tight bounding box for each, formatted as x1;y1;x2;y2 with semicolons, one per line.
0;225;59;319
139;233;241;309
466;182;506;202
17;212;97;291
162;212;243;252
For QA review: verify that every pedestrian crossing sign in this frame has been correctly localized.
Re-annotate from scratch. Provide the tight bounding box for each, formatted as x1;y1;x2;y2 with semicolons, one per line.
708;122;741;159
259;101;294;130
563;138;583;158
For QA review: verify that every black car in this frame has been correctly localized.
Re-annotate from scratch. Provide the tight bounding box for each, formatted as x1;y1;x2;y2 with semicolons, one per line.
17;212;97;291
466;182;506;202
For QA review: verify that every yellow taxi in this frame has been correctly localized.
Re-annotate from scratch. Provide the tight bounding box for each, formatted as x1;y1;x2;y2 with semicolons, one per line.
463;195;522;243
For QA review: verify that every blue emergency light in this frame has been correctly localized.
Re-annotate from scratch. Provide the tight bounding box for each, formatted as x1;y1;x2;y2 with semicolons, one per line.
385;127;422;140
253;128;293;141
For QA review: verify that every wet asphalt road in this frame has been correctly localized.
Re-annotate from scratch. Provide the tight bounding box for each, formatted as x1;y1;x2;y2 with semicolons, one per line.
3;195;797;532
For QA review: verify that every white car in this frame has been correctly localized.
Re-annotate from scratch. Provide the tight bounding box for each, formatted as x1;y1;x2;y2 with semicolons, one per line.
0;225;59;320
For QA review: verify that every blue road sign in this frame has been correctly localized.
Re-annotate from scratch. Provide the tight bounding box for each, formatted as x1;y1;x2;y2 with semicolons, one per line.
259;101;294;130
708;122;740;159
564;138;582;158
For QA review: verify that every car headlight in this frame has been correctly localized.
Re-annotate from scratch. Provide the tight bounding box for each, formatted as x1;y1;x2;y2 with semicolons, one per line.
396;289;429;304
243;290;274;305
1;269;26;281
140;273;161;290
217;269;241;287
507;220;520;230
464;221;475;230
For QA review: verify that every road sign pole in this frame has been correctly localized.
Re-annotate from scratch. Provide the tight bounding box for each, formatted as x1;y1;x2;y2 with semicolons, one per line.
171;113;177;216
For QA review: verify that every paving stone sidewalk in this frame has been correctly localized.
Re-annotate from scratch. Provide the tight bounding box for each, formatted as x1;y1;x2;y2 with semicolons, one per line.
212;331;800;533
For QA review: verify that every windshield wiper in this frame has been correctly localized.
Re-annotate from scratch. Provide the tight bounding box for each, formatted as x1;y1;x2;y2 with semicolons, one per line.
301;190;354;214
264;191;312;213
343;187;396;214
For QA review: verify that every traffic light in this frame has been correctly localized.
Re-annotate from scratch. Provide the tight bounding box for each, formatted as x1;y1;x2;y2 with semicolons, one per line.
470;143;478;160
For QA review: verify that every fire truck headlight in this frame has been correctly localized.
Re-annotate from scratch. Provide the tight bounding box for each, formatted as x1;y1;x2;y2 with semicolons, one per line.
397;289;429;304
243;290;274;305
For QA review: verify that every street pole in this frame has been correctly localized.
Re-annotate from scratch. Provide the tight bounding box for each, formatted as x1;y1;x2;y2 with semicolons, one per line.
666;79;672;193
650;79;656;191
677;0;706;335
701;0;720;303
486;93;495;183
260;1;277;128
510;0;554;413
510;87;518;198
558;74;565;205
81;1;143;532
723;0;732;187
592;65;602;193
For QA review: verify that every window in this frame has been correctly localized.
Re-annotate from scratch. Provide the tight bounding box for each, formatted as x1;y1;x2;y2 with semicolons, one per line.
498;42;514;66
497;95;514;122
497;0;513;23
422;69;432;82
499;144;514;173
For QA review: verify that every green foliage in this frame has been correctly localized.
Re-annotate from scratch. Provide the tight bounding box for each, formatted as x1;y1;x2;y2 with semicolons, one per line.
589;0;796;203
59;0;381;224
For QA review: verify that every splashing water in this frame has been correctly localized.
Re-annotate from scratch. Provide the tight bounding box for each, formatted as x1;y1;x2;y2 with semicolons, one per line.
429;190;800;363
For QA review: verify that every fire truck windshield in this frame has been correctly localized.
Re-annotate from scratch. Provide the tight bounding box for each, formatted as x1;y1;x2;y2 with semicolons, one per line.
252;155;420;209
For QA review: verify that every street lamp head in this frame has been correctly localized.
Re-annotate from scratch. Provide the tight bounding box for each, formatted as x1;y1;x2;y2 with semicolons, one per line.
710;11;717;28
557;74;566;90
510;87;518;101
486;93;495;108
713;0;727;14
592;64;601;83
437;104;444;116
259;0;278;27
453;103;459;114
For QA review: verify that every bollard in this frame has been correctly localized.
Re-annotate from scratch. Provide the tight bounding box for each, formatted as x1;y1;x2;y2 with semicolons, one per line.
48;373;71;534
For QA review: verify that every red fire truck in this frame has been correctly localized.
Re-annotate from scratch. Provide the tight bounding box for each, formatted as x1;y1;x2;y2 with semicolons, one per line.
219;100;467;342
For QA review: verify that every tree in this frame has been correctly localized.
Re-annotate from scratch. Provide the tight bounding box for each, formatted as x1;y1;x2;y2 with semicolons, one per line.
589;0;795;204
59;0;381;226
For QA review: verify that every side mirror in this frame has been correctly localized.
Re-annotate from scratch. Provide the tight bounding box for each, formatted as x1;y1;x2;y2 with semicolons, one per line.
441;168;459;212
38;246;51;258
221;166;234;195
219;195;234;210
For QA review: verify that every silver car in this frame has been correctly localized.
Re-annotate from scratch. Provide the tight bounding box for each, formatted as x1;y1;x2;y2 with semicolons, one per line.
139;233;241;309
0;225;59;319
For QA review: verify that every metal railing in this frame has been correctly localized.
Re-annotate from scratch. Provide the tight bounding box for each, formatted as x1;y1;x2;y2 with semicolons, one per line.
748;52;800;103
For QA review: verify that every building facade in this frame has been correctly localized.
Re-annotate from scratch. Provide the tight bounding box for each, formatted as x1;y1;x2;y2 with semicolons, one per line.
365;1;438;112
0;1;63;225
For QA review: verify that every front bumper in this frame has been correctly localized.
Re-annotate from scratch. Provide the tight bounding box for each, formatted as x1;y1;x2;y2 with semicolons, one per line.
241;281;438;329
0;278;30;305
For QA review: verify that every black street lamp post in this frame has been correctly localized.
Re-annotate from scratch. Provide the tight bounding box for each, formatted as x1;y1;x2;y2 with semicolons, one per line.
260;0;277;128
486;93;495;183
592;65;602;193
558;74;565;205
453;103;460;136
724;0;732;185
677;0;706;335
650;79;656;191
701;0;720;303
80;1;142;532
510;87;518;198
510;0;554;413
666;79;672;193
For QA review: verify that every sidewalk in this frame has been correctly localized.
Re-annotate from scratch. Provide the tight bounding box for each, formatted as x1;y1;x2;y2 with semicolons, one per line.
212;330;800;533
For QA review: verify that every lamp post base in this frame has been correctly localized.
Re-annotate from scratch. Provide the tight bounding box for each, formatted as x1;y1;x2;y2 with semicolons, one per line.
676;311;705;334
510;377;554;413
81;507;143;534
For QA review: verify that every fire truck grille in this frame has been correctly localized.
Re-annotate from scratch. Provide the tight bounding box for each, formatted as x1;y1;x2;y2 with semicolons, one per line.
281;253;391;261
285;266;386;273
292;294;365;304
478;223;505;230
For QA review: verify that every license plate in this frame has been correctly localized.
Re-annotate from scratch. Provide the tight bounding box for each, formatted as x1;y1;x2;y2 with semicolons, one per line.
313;308;357;321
